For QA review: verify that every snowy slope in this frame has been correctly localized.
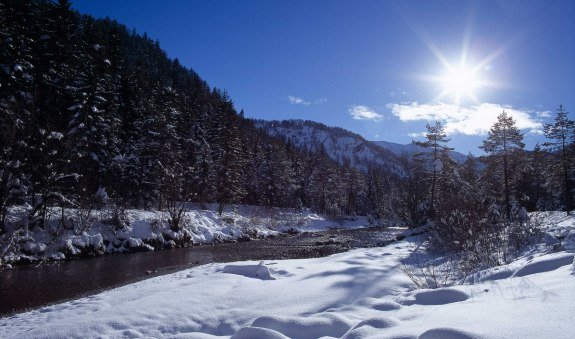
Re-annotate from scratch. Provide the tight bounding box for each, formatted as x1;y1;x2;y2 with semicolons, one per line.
1;212;573;338
255;120;406;176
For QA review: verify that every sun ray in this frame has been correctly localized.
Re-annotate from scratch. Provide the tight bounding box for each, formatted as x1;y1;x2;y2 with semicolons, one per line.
398;6;507;104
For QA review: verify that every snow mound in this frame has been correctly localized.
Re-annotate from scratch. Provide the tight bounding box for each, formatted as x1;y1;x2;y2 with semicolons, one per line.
251;313;353;339
418;327;482;339
356;298;402;311
342;316;401;339
400;288;469;306
512;253;574;278
463;266;515;284
231;326;289;339
222;261;276;280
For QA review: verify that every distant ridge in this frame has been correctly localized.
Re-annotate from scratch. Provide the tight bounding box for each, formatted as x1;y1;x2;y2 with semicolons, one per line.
255;120;468;178
255;119;406;176
372;141;468;164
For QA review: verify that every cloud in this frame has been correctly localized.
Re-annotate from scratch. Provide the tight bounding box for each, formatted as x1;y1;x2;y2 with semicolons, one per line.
387;102;543;135
288;95;327;106
349;105;385;121
536;111;552;118
288;96;310;105
407;132;426;138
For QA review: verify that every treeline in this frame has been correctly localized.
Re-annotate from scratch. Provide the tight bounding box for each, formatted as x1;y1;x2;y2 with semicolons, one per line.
0;0;390;234
404;109;574;267
406;108;575;226
1;0;573;243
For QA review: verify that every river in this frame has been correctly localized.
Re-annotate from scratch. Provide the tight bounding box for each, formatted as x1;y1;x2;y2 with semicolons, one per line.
0;227;403;317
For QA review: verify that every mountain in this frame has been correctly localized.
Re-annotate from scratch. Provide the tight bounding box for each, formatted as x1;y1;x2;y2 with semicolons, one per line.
255;120;469;178
372;141;468;164
254;120;406;176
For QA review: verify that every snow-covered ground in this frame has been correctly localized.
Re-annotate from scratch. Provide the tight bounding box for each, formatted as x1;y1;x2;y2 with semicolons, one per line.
1;212;573;338
1;205;372;267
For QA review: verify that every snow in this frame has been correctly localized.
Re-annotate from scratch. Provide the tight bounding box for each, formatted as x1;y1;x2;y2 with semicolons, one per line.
1;205;372;265
1;212;573;338
396;287;470;306
511;252;574;277
47;131;64;140
223;261;275;280
256;120;406;176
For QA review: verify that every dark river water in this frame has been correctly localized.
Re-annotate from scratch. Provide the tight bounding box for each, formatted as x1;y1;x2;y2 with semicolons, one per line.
0;227;403;317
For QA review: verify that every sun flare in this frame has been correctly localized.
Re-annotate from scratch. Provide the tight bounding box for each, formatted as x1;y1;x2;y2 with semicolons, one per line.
439;64;482;104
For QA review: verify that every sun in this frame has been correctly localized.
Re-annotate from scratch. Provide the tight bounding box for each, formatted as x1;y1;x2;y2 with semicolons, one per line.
438;63;482;104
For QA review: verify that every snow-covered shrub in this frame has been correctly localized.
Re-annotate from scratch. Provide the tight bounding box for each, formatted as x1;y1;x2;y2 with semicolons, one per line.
505;215;541;253
71;206;96;235
94;187;109;207
102;204;129;232
430;196;493;253
430;195;541;272
400;249;459;289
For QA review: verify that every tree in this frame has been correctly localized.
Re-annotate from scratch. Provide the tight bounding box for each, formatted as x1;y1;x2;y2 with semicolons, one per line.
480;111;525;220
543;105;575;213
413;121;454;218
524;143;552;210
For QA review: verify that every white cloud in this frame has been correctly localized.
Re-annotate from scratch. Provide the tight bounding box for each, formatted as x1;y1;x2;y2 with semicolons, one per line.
407;132;426;138
349;105;385;122
288;95;327;106
288;96;310;105
387;102;543;136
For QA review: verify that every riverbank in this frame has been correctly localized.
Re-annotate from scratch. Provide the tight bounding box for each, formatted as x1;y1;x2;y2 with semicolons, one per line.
1;212;573;338
0;227;404;317
1;204;385;268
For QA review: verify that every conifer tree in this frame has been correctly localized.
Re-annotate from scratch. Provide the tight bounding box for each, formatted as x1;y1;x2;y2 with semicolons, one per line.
481;111;525;220
413;121;454;218
543;105;575;213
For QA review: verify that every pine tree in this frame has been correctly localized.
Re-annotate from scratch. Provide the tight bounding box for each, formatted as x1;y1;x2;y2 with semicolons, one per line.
543;105;575;213
413;121;454;218
481;111;525;220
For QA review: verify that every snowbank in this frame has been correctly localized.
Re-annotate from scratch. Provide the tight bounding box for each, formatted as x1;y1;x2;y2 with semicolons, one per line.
1;212;573;338
1;205;372;266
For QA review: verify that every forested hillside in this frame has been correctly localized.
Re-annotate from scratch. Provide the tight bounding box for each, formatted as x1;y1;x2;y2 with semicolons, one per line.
0;0;396;234
1;0;574;243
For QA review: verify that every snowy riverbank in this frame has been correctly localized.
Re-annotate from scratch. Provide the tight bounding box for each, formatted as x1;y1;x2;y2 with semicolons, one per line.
1;212;573;338
0;205;374;267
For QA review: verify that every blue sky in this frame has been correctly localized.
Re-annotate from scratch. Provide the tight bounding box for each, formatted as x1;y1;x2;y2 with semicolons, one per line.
73;0;575;154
